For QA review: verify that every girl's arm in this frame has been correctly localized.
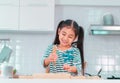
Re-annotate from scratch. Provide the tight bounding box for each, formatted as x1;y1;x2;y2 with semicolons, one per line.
44;57;50;67
72;48;82;75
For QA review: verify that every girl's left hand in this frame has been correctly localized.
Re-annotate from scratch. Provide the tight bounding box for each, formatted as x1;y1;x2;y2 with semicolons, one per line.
63;64;72;72
63;64;77;73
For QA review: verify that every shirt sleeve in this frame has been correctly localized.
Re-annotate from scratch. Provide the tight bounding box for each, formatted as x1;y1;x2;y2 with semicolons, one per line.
41;44;54;68
72;48;82;75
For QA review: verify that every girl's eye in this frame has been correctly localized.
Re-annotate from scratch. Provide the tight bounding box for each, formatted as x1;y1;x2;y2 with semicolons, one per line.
62;33;66;36
68;36;73;39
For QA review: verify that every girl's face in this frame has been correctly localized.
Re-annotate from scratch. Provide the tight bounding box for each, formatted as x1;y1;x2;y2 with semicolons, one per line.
58;27;76;47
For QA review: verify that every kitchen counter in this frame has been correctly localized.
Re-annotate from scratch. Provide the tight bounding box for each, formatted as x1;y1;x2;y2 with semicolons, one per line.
12;73;101;79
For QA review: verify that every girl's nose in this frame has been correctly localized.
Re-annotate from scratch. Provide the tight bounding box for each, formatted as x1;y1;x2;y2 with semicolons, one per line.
63;36;68;41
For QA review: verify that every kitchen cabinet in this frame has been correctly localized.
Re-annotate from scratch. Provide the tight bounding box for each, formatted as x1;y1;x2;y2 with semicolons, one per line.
19;0;54;31
0;0;54;32
56;0;120;6
0;0;19;30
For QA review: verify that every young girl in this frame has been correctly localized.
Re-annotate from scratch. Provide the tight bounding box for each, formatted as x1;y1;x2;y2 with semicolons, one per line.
41;19;84;76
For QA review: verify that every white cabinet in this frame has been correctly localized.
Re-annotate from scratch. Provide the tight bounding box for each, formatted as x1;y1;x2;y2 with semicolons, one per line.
19;0;55;31
0;0;55;31
56;0;120;6
0;0;19;30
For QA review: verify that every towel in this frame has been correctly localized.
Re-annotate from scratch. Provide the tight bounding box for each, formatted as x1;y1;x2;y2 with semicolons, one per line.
0;45;12;63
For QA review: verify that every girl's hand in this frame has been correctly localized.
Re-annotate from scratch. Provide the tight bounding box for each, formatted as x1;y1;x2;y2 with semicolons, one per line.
63;64;71;71
44;53;57;67
63;64;77;73
48;53;58;63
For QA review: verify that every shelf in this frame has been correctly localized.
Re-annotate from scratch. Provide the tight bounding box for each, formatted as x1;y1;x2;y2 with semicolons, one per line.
89;25;120;35
0;30;54;34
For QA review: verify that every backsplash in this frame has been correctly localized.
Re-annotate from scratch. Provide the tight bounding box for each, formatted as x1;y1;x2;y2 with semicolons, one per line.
0;5;120;79
0;33;55;75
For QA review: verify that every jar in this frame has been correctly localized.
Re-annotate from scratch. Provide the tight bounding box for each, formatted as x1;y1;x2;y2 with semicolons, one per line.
103;13;114;26
0;62;13;78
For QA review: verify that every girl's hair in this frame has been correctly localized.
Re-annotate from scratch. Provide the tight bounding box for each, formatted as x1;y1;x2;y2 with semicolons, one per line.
53;19;85;75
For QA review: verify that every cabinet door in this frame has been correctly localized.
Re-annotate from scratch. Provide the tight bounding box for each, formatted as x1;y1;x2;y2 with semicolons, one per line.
19;0;54;31
0;0;19;30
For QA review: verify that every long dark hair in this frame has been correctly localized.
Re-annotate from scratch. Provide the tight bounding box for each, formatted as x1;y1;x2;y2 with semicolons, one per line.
77;26;84;75
53;19;84;75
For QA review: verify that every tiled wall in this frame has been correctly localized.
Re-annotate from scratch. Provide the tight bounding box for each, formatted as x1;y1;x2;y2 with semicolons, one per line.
0;33;55;75
0;5;120;79
55;5;120;78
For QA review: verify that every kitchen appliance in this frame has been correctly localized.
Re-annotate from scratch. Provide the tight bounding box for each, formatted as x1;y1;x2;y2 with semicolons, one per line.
107;75;120;79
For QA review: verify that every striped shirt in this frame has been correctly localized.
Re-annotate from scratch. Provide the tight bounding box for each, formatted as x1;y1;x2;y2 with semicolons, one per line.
41;44;82;76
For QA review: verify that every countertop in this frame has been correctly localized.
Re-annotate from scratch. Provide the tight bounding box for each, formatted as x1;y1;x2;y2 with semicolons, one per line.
12;73;101;79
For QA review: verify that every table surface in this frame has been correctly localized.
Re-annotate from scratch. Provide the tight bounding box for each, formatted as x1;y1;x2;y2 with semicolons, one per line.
12;73;101;79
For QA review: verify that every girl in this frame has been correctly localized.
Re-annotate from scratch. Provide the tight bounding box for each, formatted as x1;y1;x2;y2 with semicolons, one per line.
41;19;84;76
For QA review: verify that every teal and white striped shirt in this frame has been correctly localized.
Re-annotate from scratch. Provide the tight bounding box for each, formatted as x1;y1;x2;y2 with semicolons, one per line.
41;44;82;76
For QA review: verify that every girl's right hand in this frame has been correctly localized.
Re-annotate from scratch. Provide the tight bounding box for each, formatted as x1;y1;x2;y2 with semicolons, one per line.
48;53;58;63
44;53;57;67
